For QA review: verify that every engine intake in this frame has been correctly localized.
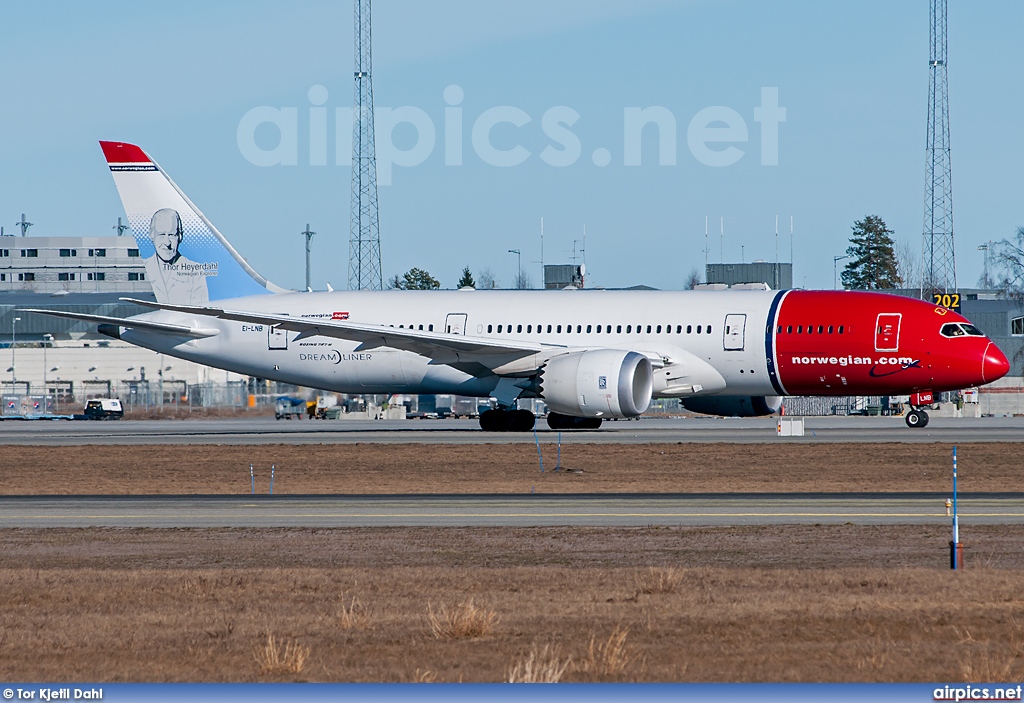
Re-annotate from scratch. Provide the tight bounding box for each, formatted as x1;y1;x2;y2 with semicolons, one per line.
540;350;653;418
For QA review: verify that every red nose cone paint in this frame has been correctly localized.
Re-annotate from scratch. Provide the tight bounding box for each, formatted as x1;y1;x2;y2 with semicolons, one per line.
982;343;1010;384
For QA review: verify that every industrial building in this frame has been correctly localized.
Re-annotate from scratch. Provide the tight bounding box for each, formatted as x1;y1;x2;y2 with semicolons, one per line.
706;262;793;290
0;234;248;412
0;234;150;295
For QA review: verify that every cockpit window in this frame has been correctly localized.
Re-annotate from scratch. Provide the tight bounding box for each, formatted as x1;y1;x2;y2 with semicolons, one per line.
941;323;985;338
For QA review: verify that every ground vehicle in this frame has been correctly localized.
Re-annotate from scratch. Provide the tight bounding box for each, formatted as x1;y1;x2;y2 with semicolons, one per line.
274;397;305;420
83;398;124;420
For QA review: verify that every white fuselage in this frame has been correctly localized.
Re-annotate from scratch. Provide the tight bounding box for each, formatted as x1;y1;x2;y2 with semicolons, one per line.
120;289;780;399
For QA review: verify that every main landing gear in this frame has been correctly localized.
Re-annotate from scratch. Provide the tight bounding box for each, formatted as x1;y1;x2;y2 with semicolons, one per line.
479;408;536;432
546;412;603;431
477;409;605;432
905;409;930;428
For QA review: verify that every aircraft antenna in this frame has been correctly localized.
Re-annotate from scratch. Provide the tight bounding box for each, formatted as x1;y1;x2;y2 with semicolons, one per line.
349;0;383;290
922;0;956;299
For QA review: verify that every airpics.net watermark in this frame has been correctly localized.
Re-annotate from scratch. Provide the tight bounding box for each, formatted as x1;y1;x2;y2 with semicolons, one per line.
237;85;786;185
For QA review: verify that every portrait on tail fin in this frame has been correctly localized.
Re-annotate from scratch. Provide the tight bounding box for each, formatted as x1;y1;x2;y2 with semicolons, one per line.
144;208;214;304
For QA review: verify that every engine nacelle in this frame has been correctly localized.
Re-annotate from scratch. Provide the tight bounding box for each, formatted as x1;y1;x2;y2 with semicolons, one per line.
540;350;653;418
681;395;782;417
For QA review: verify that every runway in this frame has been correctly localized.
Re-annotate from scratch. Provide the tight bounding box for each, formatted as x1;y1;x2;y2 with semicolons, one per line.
2;493;1022;528
0;415;1022;445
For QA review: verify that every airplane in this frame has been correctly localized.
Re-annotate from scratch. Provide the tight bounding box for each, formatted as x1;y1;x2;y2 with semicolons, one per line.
24;141;1010;431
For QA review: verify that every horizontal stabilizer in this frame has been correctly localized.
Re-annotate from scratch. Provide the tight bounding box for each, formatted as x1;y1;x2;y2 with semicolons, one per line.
20;309;220;338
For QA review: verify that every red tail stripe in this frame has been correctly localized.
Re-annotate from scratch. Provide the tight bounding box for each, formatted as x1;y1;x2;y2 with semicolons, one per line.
99;141;151;164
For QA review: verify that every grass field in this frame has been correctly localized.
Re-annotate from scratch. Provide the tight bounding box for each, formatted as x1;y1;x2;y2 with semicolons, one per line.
0;441;1016;494
1;441;1021;682
1;525;1023;682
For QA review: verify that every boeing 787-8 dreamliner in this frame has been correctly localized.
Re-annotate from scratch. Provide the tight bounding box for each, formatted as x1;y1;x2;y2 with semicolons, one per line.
25;142;1010;431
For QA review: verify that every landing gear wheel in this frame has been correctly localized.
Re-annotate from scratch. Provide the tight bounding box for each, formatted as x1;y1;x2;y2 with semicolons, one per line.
905;409;930;428
479;409;536;432
479;409;507;431
509;409;536;432
546;412;603;430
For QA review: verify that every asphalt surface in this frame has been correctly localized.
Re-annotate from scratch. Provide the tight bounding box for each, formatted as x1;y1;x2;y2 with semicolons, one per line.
0;416;1022;445
1;493;1020;528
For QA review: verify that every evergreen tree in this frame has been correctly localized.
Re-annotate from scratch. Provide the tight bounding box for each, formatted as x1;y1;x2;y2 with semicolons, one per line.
457;266;476;289
840;215;902;290
389;267;440;290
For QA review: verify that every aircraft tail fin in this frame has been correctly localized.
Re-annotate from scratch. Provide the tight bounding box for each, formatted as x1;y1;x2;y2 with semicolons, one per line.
99;141;288;304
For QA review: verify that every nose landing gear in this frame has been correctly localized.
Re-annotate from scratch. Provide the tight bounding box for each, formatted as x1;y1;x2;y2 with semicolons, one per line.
905;390;933;428
905;409;930;428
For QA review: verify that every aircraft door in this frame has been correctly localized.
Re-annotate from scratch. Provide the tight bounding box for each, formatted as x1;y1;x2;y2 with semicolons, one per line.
268;325;288;350
445;313;468;335
723;313;746;351
874;313;901;352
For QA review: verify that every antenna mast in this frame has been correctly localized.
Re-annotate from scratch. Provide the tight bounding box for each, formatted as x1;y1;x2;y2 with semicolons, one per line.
348;0;383;290
922;0;956;298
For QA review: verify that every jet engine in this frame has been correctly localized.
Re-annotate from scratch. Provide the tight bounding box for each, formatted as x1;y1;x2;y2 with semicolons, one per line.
680;395;782;417
540;350;653;418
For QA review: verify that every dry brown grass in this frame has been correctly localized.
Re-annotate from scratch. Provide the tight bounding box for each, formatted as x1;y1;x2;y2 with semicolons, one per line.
427;600;499;640
507;644;572;683
253;635;310;675
576;626;639;680
337;595;373;631
2;526;1024;682
0;441;1018;494
957;618;1024;683
636;567;682;595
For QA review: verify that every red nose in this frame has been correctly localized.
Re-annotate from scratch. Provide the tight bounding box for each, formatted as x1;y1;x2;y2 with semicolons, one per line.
982;342;1010;384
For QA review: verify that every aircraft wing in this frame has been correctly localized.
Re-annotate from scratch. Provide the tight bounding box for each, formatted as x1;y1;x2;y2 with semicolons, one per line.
20;308;221;338
121;299;561;369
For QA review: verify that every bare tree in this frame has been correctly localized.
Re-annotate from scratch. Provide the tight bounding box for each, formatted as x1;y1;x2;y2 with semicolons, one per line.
684;267;701;290
513;271;533;290
476;268;499;290
894;238;921;292
991;227;1024;301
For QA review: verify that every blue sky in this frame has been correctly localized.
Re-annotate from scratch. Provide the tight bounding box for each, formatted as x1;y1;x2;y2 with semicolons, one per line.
1;1;1022;291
